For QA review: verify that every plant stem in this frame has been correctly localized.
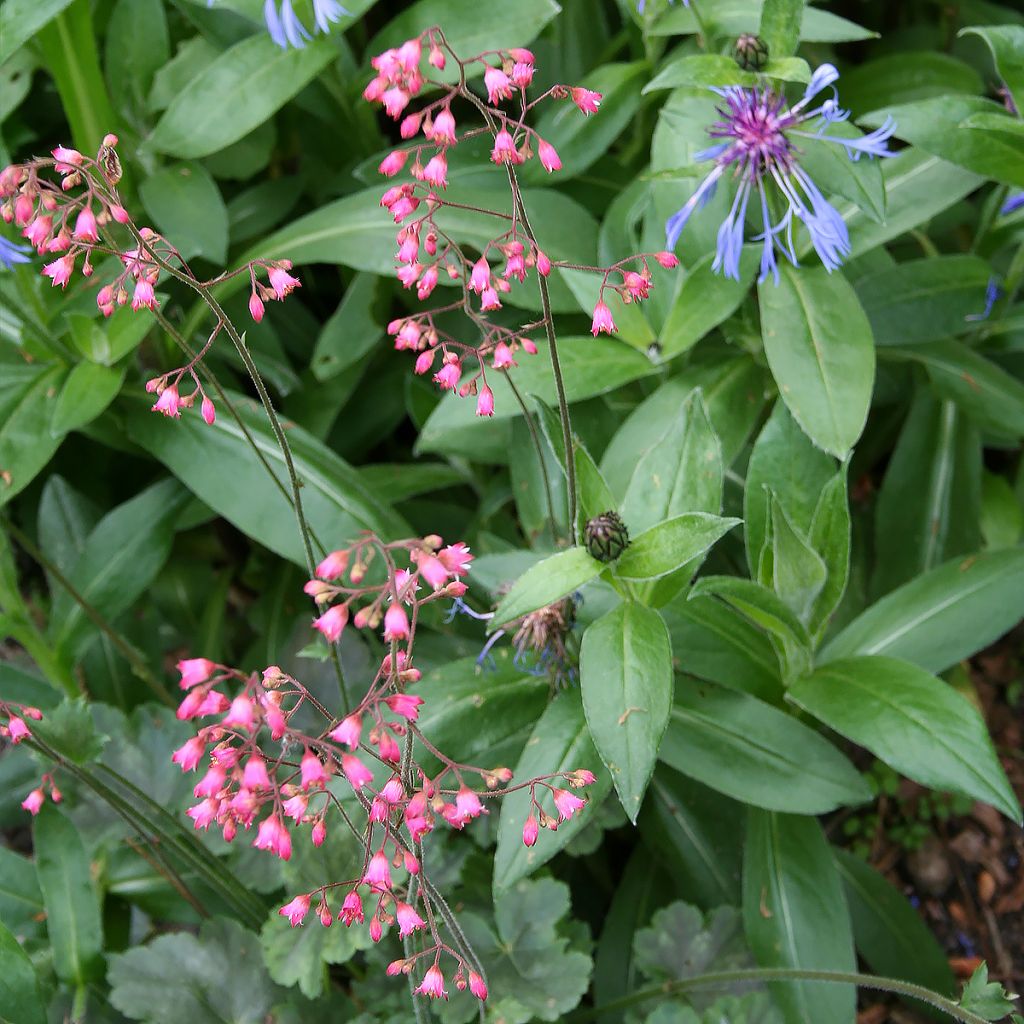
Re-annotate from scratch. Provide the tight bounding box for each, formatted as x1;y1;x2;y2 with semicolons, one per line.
504;371;560;538
566;967;987;1024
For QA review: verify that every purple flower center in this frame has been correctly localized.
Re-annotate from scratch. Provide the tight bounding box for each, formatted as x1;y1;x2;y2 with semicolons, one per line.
710;88;794;177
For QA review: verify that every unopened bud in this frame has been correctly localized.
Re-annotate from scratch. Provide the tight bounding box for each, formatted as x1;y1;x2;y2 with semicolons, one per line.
584;510;630;563
734;33;769;71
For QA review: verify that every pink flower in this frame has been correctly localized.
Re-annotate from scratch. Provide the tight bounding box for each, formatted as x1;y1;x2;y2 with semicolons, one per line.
110;204;130;224
623;270;651;301
52;145;83;168
571;87;603;115
43;255;74;288
395;901;426;937
655;250;680;268
417;264;439;300
422;153;448;188
537;139;562;172
201;396;216;425
152;384;181;418
314;603;349;642
536;249;552;276
253;814;292;860
243;755;272;790
21;788;45;815
383;603;410;641
171;736;206;772
249;292;265;322
311;820;326;846
363;848;392;890
198;691;229;717
316;549;349;579
415;965;448;1000
429;43;445;69
416;553;449;590
552;787;586;822
469;257;490;294
131;279;157;311
282;793;308;822
384;693;423;721
301;749;329;790
23;215;52;249
187;798;220;831
414;349;436;375
178;657;215;688
469;972;488;1000
7;716;31;743
380;776;405;804
378;149;408;177
329;713;362;748
377;731;401;763
279;893;310;927
73;206;98;242
490;128;518;164
511;61;534;88
523;813;539;846
476;385;494;417
492;342;517;369
369;915;383;942
484;66;513;104
193;764;226;798
342;753;373;789
574;768;597;785
590;299;616;336
267;265;300;299
340;890;363;925
431;108;457;145
480;286;501;311
455;787;485;821
400;113;421;138
223;695;257;732
438;542;473;576
383;86;410;119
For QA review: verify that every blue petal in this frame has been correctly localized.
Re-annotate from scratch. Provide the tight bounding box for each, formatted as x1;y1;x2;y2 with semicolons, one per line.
313;0;348;33
712;181;750;280
801;63;839;106
0;235;31;270
263;0;288;47
665;166;723;249
797;116;898;161
1001;191;1024;215
965;277;1001;322
754;187;779;285
279;0;311;48
792;170;850;271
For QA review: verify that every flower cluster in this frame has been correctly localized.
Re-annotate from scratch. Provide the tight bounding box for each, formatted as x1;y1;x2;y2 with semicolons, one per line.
365;29;678;415
666;64;896;281
167;533;596;1003
2;701;62;815
0;138;302;426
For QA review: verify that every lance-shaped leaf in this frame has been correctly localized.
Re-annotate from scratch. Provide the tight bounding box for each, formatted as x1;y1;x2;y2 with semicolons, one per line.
492;546;603;627
615;514;740;582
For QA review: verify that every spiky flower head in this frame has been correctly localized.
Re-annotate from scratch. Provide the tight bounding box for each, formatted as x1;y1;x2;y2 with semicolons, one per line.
585;510;630;563
734;34;769;72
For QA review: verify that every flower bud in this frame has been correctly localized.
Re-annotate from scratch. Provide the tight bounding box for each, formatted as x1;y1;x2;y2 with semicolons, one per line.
584;510;630;563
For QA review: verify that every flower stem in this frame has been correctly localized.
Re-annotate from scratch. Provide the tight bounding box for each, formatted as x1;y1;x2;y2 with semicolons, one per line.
504;371;560;538
566;967;985;1024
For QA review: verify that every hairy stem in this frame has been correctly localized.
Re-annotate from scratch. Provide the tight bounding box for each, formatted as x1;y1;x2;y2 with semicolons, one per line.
504;371;560;537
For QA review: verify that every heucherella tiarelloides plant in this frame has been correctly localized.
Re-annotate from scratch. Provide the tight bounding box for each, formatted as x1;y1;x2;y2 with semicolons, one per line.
666;63;897;281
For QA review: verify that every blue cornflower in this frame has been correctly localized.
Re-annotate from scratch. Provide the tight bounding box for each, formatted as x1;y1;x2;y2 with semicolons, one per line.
665;64;897;282
638;0;689;12
208;1;347;49
966;277;1001;322
1002;191;1024;215
0;236;31;270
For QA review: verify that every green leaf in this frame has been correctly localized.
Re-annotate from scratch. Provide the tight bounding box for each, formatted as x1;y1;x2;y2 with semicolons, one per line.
960;25;1024;119
854;255;992;346
743;811;856;1024
641;768;744;906
580;602;673;822
887;340;1024;439
311;273;381;382
458;878;593;1023
660;248;758;357
862;97;1024;187
822;548;1024;675
615;514;740;582
689;576;811;679
122;392;406;567
759;265;875;458
767;497;826;626
32;698;106;764
958;963;1021;1021
602;359;766;495
789;656;1021;822
981;471;1024;550
840;150;984;260
493;690;612;893
49;362;125;437
621;390;723;535
370;0;559;64
634;900;749;983
109;918;277;1024
643;55;810;93
0;365;68;507
661;681;870;813
50;478;191;659
147;35;336;158
0;0;74;64
414;649;549;775
492;546;603;627
872;390;981;597
35;0;117;154
0;846;44;939
66;309;154;366
839;53;983;116
835;849;955;1000
759;0;805;59
798;120;886;222
807;466;851;637
661;593;783;703
105;0;169;114
260;912;371;999
33;804;104;984
521;62;648;183
743;400;837;579
138;162;228;263
0;919;46;1024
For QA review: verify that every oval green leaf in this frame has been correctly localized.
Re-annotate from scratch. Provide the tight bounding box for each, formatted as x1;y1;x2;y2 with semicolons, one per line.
492;546;603;627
